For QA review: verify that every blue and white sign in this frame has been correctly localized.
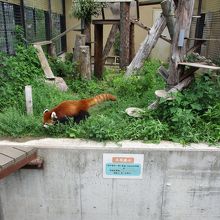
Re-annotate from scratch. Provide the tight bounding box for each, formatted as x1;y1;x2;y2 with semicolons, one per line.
103;153;144;179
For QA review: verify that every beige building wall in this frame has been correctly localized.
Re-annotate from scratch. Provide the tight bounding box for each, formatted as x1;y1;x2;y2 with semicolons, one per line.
202;0;220;13
65;0;81;53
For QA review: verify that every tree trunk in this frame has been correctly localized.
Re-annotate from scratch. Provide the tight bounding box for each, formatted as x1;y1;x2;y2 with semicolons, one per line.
73;34;86;63
82;18;91;47
167;0;195;87
120;2;130;69
161;0;175;40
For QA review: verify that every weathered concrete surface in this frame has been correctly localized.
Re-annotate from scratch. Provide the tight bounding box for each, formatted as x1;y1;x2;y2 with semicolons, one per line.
0;138;220;220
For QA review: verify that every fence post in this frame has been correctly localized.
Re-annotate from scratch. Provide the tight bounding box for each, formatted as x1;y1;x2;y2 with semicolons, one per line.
25;85;33;115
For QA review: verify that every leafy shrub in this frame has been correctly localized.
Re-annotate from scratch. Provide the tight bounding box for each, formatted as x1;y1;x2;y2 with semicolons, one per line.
72;0;107;21
48;56;77;78
154;73;220;144
0;45;43;111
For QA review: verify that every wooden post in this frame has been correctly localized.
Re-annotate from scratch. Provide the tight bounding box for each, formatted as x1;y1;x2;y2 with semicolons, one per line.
79;46;91;80
120;2;130;69
73;34;86;62
129;22;135;63
25;86;33;115
167;0;195;87
161;0;175;40
94;24;103;79
103;24;119;63
125;13;166;76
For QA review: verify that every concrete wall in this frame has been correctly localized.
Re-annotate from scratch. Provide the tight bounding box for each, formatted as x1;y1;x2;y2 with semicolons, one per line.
0;139;220;220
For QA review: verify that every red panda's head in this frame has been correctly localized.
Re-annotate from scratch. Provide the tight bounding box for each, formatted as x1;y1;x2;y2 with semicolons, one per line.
43;109;58;128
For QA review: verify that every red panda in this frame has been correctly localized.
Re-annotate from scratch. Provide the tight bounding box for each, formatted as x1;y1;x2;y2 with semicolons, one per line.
43;93;116;127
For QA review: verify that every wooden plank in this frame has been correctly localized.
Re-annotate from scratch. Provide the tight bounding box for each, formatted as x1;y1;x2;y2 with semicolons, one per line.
13;147;36;156
178;62;220;70
33;44;55;79
0;147;26;161
0;154;13;169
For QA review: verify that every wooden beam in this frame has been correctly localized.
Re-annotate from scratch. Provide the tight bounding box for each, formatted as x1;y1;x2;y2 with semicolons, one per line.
130;18;150;31
33;41;52;46
94;24;103;79
125;13;166;76
33;44;55;79
51;26;76;42
130;18;171;43
103;24;119;62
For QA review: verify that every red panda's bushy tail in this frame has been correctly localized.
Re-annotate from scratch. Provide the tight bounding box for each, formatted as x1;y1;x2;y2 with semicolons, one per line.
86;94;116;108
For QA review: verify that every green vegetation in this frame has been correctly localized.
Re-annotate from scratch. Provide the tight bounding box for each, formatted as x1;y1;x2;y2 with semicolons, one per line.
0;44;219;144
72;0;107;21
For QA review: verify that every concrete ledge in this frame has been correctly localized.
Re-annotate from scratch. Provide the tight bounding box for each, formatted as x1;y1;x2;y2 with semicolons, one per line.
0;138;219;151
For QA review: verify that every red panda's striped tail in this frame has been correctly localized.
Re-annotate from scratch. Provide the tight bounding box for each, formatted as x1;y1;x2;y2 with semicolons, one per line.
86;94;116;108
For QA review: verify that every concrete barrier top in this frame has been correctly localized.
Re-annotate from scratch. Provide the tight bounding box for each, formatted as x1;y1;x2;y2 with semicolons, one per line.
0;138;219;151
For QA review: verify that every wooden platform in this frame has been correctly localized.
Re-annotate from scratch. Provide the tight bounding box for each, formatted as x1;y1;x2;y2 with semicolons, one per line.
178;62;220;70
0;146;37;180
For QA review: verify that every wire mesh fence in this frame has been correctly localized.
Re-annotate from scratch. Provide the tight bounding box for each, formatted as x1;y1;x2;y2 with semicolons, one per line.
0;0;65;54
